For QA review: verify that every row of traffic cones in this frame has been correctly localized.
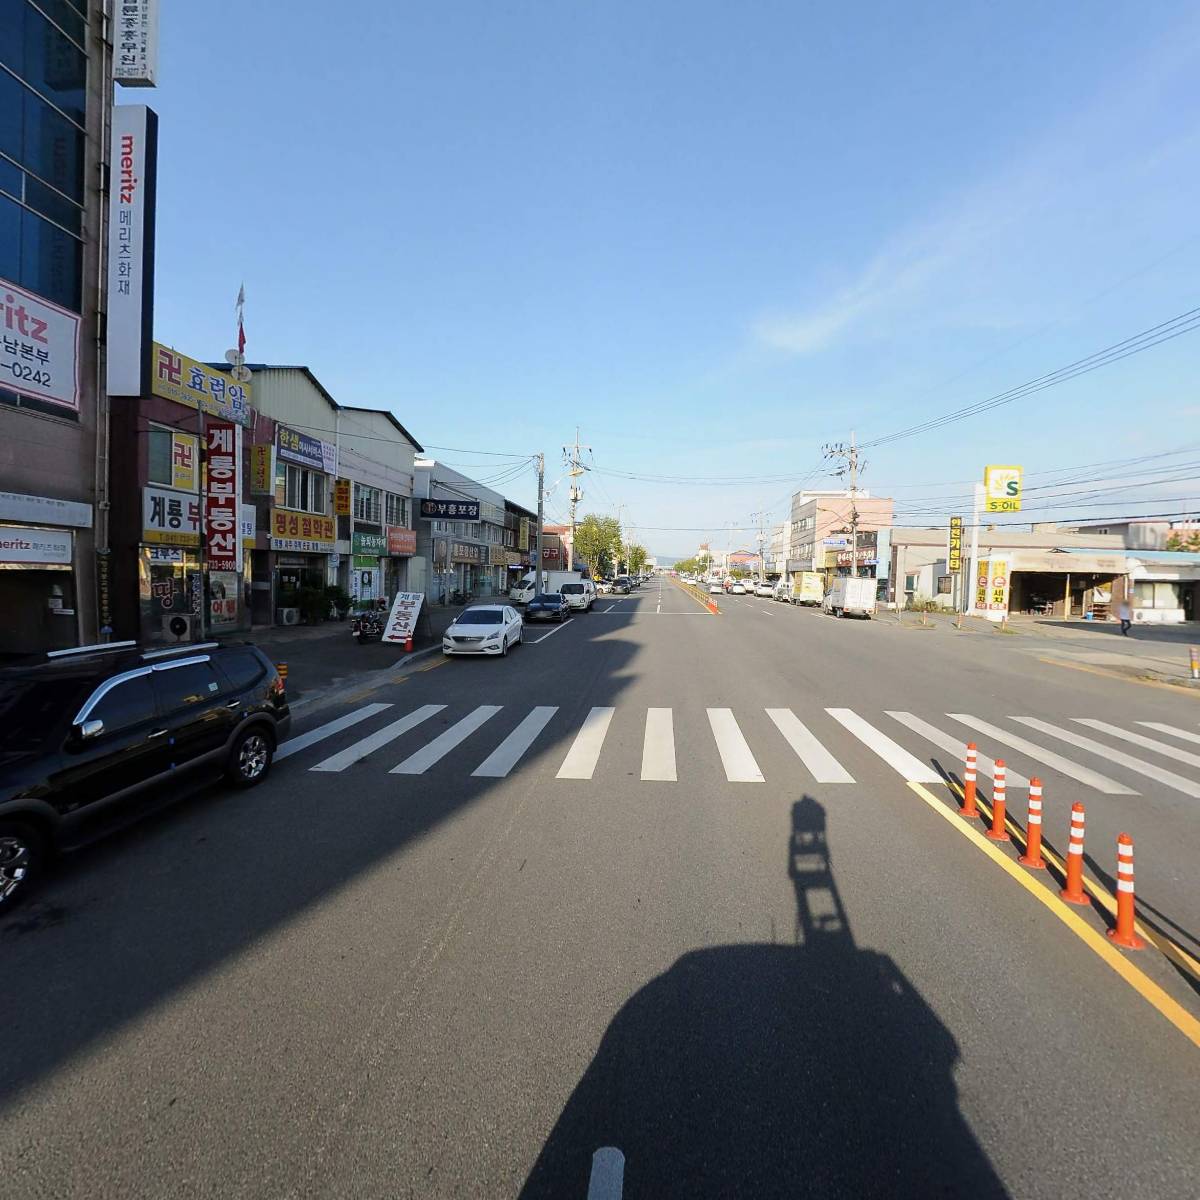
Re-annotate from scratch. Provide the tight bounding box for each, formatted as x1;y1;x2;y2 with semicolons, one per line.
958;742;1144;951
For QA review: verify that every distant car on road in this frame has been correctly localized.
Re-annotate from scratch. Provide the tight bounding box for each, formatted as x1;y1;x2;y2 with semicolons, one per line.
709;582;723;594
443;604;524;654
0;640;291;908
731;582;747;595
773;580;792;603
612;577;632;594
596;580;613;594
755;581;773;597
523;593;570;623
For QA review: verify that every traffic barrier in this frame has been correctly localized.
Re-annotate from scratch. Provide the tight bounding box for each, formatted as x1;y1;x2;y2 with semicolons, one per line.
1059;802;1089;905
1106;834;1146;950
277;662;289;682
1017;778;1046;869
986;759;1010;842
959;743;978;818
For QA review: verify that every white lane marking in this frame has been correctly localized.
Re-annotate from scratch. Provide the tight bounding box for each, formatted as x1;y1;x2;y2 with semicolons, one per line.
656;595;661;613
1138;721;1200;746
471;706;558;777
1011;716;1200;798
641;708;677;781
556;707;616;779
588;1147;625;1200
601;603;615;612
277;702;393;762
825;708;943;782
707;708;764;782
528;617;574;644
309;704;444;772
1076;718;1200;769
766;709;853;782
886;711;1030;788
390;705;503;774
945;714;1137;795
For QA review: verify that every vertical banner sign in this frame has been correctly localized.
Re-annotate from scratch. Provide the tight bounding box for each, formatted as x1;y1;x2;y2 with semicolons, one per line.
983;465;1022;513
987;558;1011;619
205;421;241;570
113;0;160;87
106;105;158;397
249;444;274;494
975;559;989;612
333;478;352;515
947;515;964;573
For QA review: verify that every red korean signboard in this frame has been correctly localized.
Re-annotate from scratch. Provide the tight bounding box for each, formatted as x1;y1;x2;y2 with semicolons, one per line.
205;420;240;570
386;525;417;556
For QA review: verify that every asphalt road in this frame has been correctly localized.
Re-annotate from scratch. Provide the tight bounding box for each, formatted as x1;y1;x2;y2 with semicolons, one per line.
3;577;1200;1198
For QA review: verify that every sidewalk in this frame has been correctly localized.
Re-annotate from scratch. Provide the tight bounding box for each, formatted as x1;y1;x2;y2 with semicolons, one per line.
242;602;475;703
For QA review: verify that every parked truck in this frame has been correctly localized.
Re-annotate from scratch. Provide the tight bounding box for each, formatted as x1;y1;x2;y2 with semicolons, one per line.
508;569;586;605
822;576;876;618
791;571;825;606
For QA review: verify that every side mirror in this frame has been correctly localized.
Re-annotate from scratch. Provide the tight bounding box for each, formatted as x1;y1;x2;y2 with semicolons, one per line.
78;718;104;740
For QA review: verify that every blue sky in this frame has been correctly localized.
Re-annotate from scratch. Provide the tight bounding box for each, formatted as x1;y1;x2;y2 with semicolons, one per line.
147;1;1200;557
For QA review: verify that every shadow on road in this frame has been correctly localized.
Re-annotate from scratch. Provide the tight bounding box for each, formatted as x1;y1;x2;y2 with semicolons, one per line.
519;796;1008;1199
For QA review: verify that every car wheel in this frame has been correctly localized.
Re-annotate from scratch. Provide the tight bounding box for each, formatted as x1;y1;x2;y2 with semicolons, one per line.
516;628;523;645
0;820;46;909
227;726;274;789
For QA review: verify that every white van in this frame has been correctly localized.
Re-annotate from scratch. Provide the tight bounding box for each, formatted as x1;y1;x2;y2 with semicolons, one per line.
558;579;596;612
508;570;587;605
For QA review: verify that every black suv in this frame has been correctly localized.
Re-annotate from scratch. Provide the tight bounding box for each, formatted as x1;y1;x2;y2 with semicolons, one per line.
0;640;291;907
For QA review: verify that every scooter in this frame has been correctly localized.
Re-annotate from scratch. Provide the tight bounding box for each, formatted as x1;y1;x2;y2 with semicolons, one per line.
351;610;386;643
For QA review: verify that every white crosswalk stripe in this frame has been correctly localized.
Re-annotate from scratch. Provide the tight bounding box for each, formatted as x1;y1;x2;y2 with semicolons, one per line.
946;714;1136;795
1137;721;1200;747
556;707;615;780
707;709;764;782
1074;719;1200;770
766;709;853;782
641;708;677;781
391;705;502;775
1011;717;1200;798
472;707;558;778
277;702;393;762
886;711;1030;788
310;704;444;772
826;708;943;782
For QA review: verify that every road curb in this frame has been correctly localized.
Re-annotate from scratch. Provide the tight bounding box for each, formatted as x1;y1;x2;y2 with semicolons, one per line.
286;641;442;713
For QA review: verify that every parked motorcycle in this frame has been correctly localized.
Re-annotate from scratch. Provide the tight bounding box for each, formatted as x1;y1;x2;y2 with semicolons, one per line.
351;610;386;644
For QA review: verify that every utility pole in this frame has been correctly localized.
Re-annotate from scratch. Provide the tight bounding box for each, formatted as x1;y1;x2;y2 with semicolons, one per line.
823;432;863;577
564;426;591;572
751;510;767;580
535;453;545;591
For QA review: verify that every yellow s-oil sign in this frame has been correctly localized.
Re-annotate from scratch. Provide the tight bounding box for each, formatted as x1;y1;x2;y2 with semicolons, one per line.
984;465;1022;513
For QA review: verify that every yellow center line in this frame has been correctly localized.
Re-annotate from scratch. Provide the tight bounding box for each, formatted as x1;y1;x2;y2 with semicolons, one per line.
906;780;1200;1050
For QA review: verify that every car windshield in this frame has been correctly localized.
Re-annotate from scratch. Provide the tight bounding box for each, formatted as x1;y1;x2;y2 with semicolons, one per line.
560;584;583;593
0;675;88;750
455;610;503;625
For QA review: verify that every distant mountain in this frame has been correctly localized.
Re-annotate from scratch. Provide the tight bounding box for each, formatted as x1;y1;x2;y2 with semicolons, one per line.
654;554;680;567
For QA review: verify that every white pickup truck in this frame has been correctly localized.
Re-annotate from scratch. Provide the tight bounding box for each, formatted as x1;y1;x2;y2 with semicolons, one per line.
822;576;877;618
508;570;587;605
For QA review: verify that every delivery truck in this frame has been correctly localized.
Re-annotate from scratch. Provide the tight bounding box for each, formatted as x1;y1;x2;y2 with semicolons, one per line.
508;569;586;605
822;576;876;618
791;571;825;606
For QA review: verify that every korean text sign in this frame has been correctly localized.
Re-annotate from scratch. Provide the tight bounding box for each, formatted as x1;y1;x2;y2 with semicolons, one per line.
947;515;963;573
420;499;480;521
984;465;1022;513
0;275;81;410
382;592;425;644
153;342;251;426
143;485;200;545
276;424;327;471
270;508;335;548
205;421;241;571
334;478;352;515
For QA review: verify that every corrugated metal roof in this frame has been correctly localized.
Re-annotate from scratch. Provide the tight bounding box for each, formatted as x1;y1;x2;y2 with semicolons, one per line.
1056;547;1200;564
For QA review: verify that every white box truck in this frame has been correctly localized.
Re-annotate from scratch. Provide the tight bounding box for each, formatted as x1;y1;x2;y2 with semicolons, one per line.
822;576;876;618
509;570;586;605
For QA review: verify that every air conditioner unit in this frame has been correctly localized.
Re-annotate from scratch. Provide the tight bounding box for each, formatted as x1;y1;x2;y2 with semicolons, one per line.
275;607;301;626
161;614;196;641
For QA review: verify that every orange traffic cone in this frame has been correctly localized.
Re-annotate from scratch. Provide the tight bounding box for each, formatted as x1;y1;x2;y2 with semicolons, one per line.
959;743;978;818
1106;834;1145;949
1018;778;1046;869
986;759;1010;842
1059;803;1089;905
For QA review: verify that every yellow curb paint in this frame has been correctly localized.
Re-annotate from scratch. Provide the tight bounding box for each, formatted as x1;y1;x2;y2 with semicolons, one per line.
907;780;1200;1050
1037;656;1200;699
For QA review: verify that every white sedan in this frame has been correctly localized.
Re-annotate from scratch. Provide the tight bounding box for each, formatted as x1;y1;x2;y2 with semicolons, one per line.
730;582;747;595
708;582;723;594
755;582;773;597
442;605;523;656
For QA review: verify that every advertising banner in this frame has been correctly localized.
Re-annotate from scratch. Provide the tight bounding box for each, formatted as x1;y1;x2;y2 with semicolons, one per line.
420;498;480;521
107;106;157;397
333;478;352;515
518;518;530;551
451;541;483;563
171;431;198;491
249;444;274;494
153;343;252;426
114;0;159;87
382;592;425;645
0;491;91;528
276;424;330;471
542;546;560;561
984;465;1022;513
240;503;256;547
142;485;201;544
352;531;388;556
269;508;335;552
204;421;241;571
0;526;72;565
947;515;964;573
0;276;82;410
386;526;417;555
974;559;989;612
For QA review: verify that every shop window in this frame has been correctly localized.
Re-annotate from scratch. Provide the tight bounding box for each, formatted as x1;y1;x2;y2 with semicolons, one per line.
147;427;173;486
1133;581;1180;609
285;465;327;514
91;675;157;734
354;483;381;524
937;575;952;594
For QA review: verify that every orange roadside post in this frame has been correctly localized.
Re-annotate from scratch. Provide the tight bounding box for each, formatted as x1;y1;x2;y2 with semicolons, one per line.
1106;834;1146;950
959;742;978;818
1059;802;1089;905
1018;777;1047;869
986;759;1010;842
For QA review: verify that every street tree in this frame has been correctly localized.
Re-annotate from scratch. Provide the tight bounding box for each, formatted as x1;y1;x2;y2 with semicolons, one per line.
628;544;649;575
574;513;624;576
